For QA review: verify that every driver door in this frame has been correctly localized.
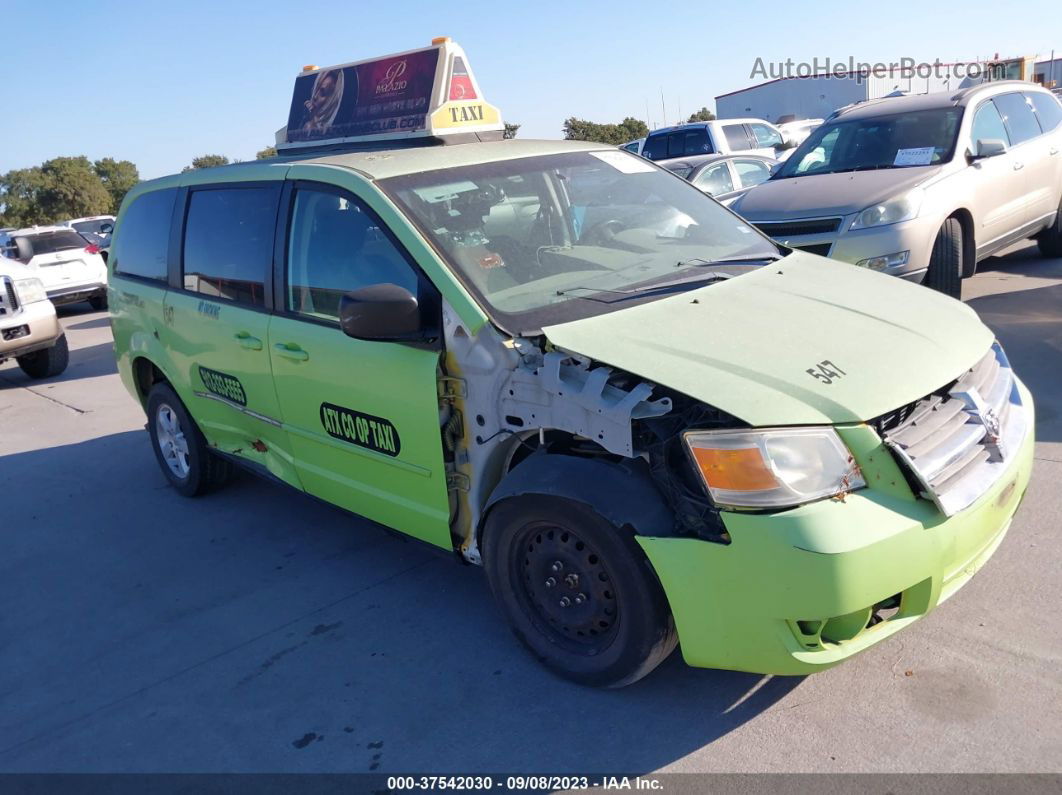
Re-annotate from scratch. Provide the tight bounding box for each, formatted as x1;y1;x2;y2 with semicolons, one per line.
267;179;452;549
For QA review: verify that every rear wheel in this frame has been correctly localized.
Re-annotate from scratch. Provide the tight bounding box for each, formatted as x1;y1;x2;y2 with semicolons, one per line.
1038;199;1062;258
482;495;677;688
923;217;963;298
146;382;232;497
16;334;69;379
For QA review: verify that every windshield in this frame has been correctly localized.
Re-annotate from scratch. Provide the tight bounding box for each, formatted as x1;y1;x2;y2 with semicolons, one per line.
382;150;777;331
776;107;963;178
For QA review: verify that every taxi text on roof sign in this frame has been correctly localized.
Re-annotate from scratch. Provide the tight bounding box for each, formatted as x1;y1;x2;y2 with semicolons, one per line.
277;39;503;149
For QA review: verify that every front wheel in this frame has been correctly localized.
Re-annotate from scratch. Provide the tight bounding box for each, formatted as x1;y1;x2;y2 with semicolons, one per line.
146;382;232;497
482;495;677;688
923;217;964;299
16;334;69;379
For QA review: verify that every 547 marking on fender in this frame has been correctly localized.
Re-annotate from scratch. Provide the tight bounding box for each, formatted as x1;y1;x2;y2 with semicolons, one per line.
806;360;846;385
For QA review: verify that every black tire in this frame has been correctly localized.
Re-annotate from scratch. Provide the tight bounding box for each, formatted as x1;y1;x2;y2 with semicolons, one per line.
482;494;677;688
923;217;964;298
16;333;69;379
1038;200;1062;258
89;294;108;311
146;382;233;497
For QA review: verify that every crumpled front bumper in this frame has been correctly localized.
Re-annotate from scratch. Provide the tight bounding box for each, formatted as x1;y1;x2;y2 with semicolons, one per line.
637;379;1035;675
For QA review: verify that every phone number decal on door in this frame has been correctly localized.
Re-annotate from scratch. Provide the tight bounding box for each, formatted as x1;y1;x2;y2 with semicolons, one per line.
320;402;401;457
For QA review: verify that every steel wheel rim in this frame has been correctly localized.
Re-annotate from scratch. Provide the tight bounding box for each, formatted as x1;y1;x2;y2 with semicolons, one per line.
514;521;619;654
155;403;191;479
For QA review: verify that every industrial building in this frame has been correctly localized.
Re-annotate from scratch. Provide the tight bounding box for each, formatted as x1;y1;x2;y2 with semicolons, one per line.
715;55;1060;123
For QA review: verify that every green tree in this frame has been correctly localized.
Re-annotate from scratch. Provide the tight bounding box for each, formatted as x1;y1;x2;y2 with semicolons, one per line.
182;154;230;172
93;158;139;212
562;116;649;145
255;146;278;159
503;122;520;140
0;167;47;227
687;106;716;122
36;157;113;222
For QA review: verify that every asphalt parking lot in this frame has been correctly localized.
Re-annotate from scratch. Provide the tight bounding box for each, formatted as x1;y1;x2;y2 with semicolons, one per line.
1;244;1060;774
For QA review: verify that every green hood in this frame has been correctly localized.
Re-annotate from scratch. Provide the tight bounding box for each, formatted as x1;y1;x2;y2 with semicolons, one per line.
542;253;992;426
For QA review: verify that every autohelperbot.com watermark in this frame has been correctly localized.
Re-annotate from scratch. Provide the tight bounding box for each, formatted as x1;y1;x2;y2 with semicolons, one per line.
750;56;1007;82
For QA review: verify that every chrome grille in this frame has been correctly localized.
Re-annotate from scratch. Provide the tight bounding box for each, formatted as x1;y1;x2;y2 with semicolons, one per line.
0;276;18;316
883;343;1026;516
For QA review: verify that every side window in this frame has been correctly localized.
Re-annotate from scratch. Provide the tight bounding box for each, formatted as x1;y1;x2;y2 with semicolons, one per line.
286;188;419;323
750;123;783;149
682;129;711;155
182;187;277;306
112;188;177;281
1029;92;1062;133
971;101;1011;147
692;163;735;196
732;158;773;188
723;124;751;150
992;93;1043;145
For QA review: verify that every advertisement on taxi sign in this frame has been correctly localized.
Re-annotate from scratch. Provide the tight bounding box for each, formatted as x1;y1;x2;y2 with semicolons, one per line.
286;49;440;142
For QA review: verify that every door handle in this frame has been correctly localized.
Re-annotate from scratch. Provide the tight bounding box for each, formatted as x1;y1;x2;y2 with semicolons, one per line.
274;343;309;362
233;331;263;350
1012;161;1024;170
1050;147;1059;156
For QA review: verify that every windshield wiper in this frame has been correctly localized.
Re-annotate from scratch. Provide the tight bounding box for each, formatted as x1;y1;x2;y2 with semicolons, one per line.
676;253;782;267
556;271;733;299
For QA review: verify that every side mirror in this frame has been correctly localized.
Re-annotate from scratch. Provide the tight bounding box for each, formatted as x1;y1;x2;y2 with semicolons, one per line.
769;162;783;176
13;236;33;264
339;283;424;342
973;138;1007;159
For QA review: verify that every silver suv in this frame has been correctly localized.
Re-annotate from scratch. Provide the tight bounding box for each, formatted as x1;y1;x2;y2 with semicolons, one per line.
729;81;1062;296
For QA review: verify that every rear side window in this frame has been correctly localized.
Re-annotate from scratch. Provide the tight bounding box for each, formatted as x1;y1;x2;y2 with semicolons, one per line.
23;229;87;255
182;187;278;307
642;134;668;160
993;93;1043;145
723;124;751;150
113;189;176;281
1029;92;1062;132
971;102;1011;146
732;158;773;188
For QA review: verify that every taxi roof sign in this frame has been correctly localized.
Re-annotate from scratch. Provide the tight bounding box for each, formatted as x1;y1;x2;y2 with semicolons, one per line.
277;39;503;150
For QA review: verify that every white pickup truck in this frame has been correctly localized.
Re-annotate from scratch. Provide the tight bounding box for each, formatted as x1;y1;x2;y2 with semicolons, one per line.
0;260;69;378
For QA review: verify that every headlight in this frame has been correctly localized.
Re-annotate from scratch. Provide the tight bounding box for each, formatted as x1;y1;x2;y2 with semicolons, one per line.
14;277;47;304
684;427;865;509
849;188;923;230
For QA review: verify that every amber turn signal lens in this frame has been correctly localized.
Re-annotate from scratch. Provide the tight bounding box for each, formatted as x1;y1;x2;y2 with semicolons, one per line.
690;446;779;492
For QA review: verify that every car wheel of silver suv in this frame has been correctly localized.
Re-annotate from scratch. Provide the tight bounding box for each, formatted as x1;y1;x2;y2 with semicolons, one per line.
1038;199;1062;258
924;217;963;299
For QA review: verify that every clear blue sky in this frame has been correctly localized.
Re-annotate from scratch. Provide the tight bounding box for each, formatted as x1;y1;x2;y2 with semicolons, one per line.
2;0;1059;179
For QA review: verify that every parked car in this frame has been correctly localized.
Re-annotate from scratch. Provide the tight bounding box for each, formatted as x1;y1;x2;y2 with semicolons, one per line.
729;81;1062;297
60;214;116;240
659;153;778;204
0;225;109;309
777;118;823;148
642;119;795;163
620;138;645;156
111;39;1034;687
0;260;69;378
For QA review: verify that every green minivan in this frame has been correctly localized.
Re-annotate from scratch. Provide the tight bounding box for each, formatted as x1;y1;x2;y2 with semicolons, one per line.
109;41;1034;687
